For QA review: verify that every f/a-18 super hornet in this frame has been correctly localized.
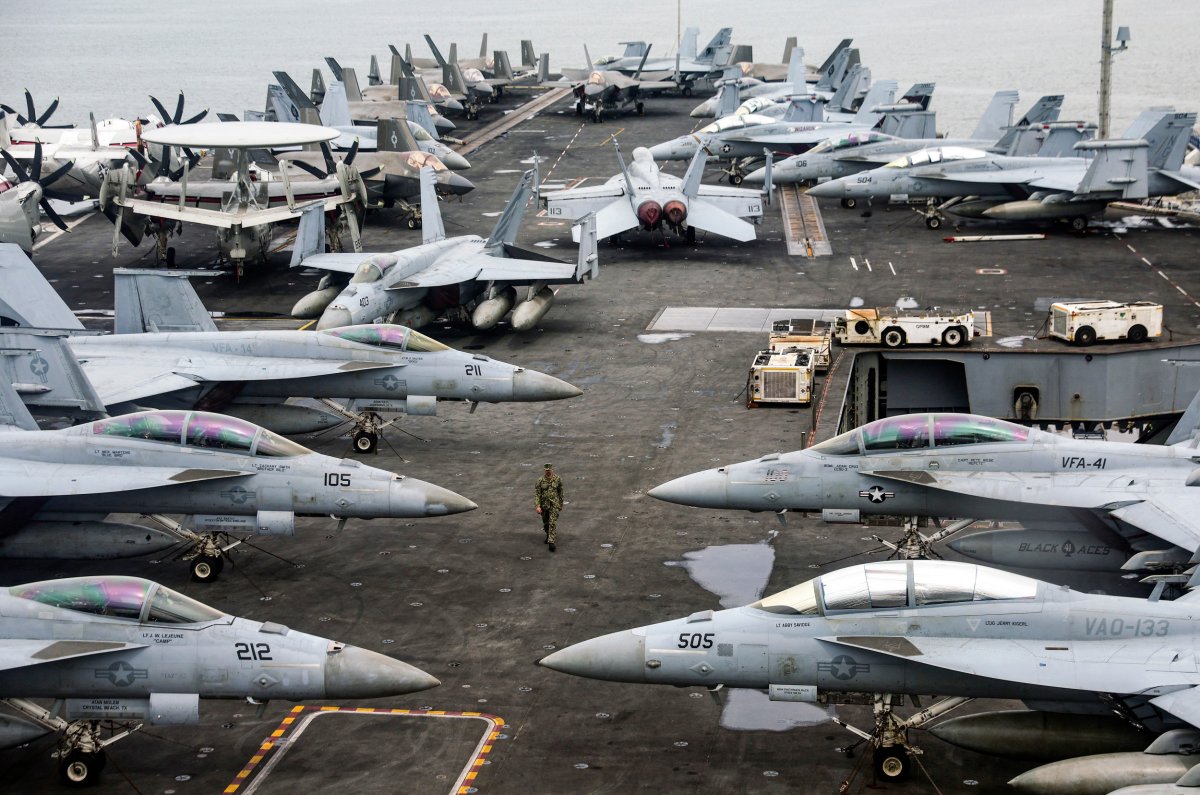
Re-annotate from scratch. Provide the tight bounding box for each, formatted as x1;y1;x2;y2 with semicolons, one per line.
808;108;1200;230
291;165;598;333
744;92;1065;189
688;39;858;117
540;558;1200;785
595;27;735;92
649;411;1200;576
0;575;438;786
539;142;770;244
0;367;475;579
559;45;678;123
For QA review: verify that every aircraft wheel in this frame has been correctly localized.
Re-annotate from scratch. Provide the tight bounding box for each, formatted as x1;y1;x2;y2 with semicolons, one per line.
1128;324;1148;344
874;746;910;781
593;108;603;124
682;86;693;97
925;215;942;229
353;430;378;454
190;554;224;583
840;197;857;209
166;247;176;268
729;173;743;185
1070;216;1088;232
636;102;645;116
881;327;906;348
575;100;583;115
407;217;417;230
942;326;966;347
686;226;696;244
60;749;106;787
1074;326;1097;347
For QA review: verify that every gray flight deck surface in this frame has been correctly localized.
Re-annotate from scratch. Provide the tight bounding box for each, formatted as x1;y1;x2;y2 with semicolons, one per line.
3;88;1199;793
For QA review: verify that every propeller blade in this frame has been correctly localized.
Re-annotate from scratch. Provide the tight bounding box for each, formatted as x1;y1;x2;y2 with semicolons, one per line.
320;142;336;174
157;145;172;178
0;149;29;182
36;97;59;126
29;142;42;183
40;199;68;231
24;90;35;125
173;92;185;124
359;166;382;180
290;159;328;179
345;138;360;166
181;109;208;125
0;102;29;126
41;158;74;187
128;150;149;169
149;95;172;124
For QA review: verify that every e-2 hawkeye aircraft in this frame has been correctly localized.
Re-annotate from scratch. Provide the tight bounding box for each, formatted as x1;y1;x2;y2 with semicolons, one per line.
0;574;438;786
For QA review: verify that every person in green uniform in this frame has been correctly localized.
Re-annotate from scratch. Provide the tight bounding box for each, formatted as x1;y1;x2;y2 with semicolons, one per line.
534;463;563;552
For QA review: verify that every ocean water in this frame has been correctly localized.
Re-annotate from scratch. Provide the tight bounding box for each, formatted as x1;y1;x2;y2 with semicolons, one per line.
1;0;1195;137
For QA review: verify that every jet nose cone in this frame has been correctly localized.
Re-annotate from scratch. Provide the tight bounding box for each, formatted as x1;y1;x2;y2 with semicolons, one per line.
325;645;440;698
433;116;456;133
443;172;476;195
316;306;353;331
647;468;728;508
539;629;646;683
741;167;766;186
442;152;471;170
805;179;844;199
391;477;477;517
512;369;583;402
647;141;684;161
689;100;714;118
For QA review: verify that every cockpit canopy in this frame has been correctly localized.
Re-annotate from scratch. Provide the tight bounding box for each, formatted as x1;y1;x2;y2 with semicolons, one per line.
405;151;447;172
808;132;896;154
322;324;448;352
411;124;433;142
88;411;310;457
884;146;989;169
11;576;226;624
751;560;1039;615
811;413;1032;456
429;84;452;100
698;113;776;135
350;253;399;284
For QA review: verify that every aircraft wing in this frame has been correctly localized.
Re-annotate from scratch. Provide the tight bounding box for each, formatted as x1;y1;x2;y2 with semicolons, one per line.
397;251;582;287
0;460;248;498
869;469;1200;552
821;635;1198;698
0;639;149;672
291;252;372;275
911;166;1081;193
542;185;627;221
118;196;345;230
79;362;202;406
1151;688;1200;730
685;199;757;241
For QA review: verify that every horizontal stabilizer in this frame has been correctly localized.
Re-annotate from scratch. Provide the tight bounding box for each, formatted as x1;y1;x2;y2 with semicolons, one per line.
114;269;218;333
685;199;757;241
0;244;83;330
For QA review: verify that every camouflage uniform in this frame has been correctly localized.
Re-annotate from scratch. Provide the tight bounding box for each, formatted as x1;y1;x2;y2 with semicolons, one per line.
535;464;564;547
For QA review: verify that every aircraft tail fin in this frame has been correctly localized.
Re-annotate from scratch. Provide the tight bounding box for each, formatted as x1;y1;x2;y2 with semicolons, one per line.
880;110;937;139
970;90;1019;141
781;36;797;65
697;27;731;62
479;33;488;60
537;53;550;84
399;75;430;103
783;97;824;123
1125;110;1196;171
388;46;403;83
340;67;363;102
1073;138;1150;199
424;35;449;68
521;40;537;68
900;82;936;111
0;328;104;423
613;140;636;197
681;147;707;198
714;82;741;118
88;112;99;151
443;62;468;96
324;57;345;82
449;42;459;66
0;336;51;432
583;44;595;73
404;101;440;140
1169;389;1200;446
0;243;84;330
730;44;753;65
994;95;1065;151
0;111;9;151
319;82;353;128
1035;123;1096;157
633;44;653;80
852;78;897;123
816;38;853;84
273;71;318;112
785;46;805;87
377;116;421;153
368;55;382;86
574;213;599;281
310;68;326;105
680;27;699;60
113;268;218;333
829;64;869;114
762;149;773;205
419;166;446;244
289;202;327;268
494;50;514;81
816;41;855;92
485;167;536;253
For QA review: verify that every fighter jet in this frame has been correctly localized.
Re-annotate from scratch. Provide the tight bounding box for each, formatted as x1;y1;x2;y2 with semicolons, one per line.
743;92;1065;189
560;45;677;123
540;558;1200;783
594;27;736;92
0;368;475;578
321;58;459;133
649;410;1200;572
0;574;438;785
808;108;1200;230
290;165;598;333
539;142;770;244
421;37;514;120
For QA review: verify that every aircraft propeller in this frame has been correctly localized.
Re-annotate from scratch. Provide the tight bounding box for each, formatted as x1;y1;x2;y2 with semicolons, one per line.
148;92;209;126
0;90;73;129
288;141;381;182
0;142;74;230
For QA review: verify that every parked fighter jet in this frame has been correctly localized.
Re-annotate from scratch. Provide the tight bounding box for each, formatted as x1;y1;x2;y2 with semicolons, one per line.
321;59;458;133
540;142;770;243
0;574;438;785
291;165;598;332
422;37;514;120
540;558;1200;782
597;27;735;92
744;92;1065;189
649;411;1200;569
560;46;677;123
0;369;475;578
808;108;1200;230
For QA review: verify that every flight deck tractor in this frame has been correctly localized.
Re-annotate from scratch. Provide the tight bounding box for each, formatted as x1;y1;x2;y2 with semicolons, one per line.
833;307;975;348
1045;300;1162;346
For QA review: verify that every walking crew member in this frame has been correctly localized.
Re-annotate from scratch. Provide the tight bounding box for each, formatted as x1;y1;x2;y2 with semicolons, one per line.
534;463;563;552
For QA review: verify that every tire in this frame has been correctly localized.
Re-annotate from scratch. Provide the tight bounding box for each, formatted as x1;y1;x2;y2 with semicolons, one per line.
840;197;857;209
190;554;224;583
685;226;696;244
881;327;906;348
166;246;176;268
636;102;644;116
353;431;378;454
1128;324;1148;344
1070;216;1088;232
60;750;106;787
1074;326;1097;347
575;100;583;116
874;746;910;782
925;215;942;229
406;217;417;230
942;326;966;347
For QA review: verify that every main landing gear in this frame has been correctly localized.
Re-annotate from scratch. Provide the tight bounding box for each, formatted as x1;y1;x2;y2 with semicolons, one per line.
3;699;139;788
832;693;973;786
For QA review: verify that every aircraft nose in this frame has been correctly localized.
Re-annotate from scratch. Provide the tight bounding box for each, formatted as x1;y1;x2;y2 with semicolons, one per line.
391;476;477;517
442;98;464;112
512;369;583;402
741;167;766;186
316;306;353;331
441;151;472;170
805;179;845;199
433;116;456;133
647;140;686;161
325;645;440;698
443;172;476;195
647;468;729;508
689;100;714;118
539;629;646;683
